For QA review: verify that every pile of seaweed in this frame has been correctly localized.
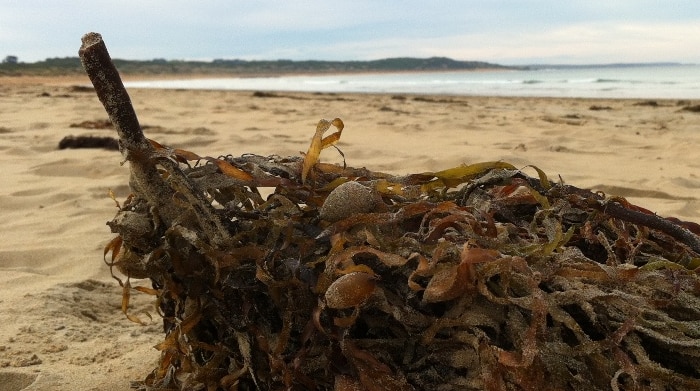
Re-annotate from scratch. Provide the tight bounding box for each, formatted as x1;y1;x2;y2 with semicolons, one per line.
80;33;700;391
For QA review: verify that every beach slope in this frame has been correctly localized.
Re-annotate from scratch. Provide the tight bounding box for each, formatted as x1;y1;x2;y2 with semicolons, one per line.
0;77;698;389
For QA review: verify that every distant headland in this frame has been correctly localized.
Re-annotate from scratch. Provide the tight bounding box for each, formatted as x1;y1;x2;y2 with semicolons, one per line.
1;55;688;77
0;56;517;77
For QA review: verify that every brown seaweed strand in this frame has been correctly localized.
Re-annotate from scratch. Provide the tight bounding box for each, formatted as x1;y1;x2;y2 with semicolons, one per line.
156;156;232;247
602;200;700;255
560;184;700;255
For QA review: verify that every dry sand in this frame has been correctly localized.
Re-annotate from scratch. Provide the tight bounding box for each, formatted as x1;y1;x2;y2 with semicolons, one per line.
0;76;698;390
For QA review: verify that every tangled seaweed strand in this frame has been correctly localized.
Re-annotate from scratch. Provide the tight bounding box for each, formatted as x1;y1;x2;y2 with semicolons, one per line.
81;33;700;391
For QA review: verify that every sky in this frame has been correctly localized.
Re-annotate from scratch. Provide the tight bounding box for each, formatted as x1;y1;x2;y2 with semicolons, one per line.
1;1;699;65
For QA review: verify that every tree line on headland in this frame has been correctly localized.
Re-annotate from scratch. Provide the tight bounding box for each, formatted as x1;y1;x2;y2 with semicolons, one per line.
0;56;518;77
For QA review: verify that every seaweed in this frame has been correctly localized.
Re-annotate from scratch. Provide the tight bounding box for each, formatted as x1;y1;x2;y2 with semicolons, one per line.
80;33;700;390
681;105;700;113
58;135;119;150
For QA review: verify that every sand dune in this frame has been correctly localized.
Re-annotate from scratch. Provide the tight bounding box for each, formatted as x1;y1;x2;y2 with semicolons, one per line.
0;77;698;389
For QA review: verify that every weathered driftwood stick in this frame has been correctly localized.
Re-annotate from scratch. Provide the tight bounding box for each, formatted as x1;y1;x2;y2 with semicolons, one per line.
79;33;151;156
79;32;230;247
79;32;181;226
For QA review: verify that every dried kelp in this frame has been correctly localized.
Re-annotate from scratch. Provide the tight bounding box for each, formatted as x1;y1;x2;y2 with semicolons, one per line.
80;33;700;391
58;135;119;150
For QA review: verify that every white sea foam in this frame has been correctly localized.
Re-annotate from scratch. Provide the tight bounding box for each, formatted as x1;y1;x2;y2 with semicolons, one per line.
124;64;700;99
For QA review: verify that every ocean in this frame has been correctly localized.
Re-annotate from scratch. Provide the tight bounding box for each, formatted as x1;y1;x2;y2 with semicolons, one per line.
124;64;700;99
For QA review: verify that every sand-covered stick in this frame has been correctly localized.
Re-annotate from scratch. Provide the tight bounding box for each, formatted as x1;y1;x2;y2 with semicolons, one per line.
79;32;230;246
78;33;178;224
79;32;151;157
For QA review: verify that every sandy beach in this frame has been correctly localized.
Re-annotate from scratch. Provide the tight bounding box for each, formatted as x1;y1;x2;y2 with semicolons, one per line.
1;76;699;390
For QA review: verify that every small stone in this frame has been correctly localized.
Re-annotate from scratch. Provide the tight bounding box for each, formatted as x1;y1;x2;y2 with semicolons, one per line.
12;354;42;367
319;181;377;222
43;344;68;354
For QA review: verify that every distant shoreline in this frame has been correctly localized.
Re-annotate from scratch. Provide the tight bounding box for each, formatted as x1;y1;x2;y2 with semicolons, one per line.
2;56;690;86
0;68;511;87
6;63;697;100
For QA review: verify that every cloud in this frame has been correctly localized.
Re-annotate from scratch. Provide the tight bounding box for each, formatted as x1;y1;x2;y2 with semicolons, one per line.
480;21;700;64
1;1;699;64
192;20;700;65
309;20;700;64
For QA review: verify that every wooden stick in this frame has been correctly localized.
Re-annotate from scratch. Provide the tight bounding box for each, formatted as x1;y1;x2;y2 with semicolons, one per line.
79;32;152;157
79;32;182;226
79;32;230;246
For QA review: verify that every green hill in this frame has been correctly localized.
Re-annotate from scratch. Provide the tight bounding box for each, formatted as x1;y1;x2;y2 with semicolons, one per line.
0;56;515;76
